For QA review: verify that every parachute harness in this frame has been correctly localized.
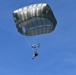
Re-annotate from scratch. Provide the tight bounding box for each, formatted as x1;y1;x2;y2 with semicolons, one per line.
23;37;40;51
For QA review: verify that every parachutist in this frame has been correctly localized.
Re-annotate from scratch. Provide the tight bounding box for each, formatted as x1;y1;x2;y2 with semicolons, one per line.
13;3;57;59
32;51;38;59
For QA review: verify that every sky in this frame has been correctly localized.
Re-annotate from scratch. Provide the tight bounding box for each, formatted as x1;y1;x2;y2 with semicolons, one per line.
0;0;76;75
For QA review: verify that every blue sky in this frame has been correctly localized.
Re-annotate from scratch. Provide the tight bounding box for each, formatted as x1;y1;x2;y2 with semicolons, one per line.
0;0;76;75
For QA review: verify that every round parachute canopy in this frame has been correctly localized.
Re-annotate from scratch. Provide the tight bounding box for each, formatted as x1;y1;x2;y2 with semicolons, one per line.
13;3;57;36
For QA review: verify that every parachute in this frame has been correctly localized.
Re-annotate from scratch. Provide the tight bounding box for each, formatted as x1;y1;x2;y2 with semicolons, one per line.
13;3;57;36
13;3;57;58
